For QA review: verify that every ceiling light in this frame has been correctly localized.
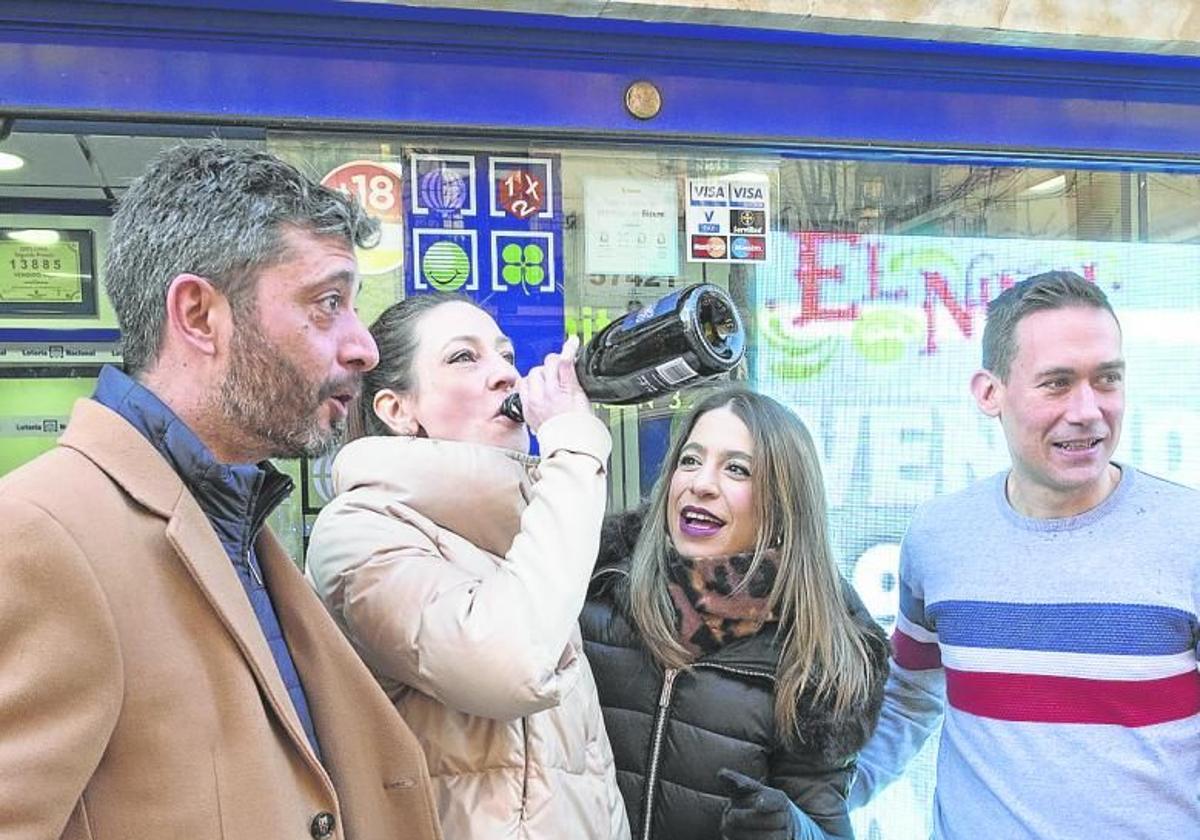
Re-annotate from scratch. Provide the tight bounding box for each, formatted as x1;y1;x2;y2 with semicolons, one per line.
7;229;60;245
1023;174;1066;195
0;151;24;171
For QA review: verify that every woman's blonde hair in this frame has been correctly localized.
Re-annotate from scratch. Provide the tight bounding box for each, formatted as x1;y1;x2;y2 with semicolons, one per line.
628;386;877;741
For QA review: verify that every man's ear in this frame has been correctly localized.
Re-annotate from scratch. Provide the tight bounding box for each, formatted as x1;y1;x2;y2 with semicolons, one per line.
373;388;420;436
971;369;1003;418
163;273;231;358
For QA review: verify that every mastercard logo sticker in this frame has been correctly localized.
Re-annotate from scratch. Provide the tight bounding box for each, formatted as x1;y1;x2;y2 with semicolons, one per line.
691;235;728;260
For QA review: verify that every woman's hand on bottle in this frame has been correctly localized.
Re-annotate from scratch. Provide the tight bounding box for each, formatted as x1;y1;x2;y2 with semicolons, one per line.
516;336;591;433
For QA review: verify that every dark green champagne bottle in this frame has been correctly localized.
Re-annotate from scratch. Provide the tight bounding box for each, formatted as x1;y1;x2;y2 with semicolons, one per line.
500;283;745;421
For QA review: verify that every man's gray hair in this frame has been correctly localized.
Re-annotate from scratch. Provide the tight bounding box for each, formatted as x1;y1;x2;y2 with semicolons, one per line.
982;270;1118;381
104;140;380;374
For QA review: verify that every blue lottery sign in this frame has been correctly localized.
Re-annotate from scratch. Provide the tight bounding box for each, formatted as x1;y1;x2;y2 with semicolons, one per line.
404;151;566;375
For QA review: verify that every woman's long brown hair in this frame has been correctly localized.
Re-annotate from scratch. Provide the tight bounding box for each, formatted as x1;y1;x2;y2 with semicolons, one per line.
628;386;878;742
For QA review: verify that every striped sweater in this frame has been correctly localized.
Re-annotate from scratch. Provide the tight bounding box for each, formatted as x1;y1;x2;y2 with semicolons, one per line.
851;465;1200;839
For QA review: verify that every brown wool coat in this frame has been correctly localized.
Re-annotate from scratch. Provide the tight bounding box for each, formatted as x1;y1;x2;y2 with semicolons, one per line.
0;399;442;840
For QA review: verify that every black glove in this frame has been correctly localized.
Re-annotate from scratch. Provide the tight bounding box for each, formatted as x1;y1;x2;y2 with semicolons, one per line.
718;768;823;840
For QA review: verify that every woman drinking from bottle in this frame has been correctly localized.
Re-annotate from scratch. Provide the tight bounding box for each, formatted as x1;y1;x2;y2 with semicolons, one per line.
306;295;629;840
581;386;888;840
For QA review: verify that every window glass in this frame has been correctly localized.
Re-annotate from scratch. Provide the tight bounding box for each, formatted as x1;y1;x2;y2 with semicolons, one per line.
270;134;1200;837
3;125;1198;839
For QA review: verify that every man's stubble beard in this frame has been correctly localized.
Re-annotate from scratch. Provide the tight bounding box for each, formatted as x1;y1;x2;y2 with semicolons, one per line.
216;318;354;461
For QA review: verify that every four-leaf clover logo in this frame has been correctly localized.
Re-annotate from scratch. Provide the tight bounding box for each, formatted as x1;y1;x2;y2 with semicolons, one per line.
501;242;545;292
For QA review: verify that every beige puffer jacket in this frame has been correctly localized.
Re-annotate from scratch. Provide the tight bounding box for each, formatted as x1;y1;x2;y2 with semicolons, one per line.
306;412;630;840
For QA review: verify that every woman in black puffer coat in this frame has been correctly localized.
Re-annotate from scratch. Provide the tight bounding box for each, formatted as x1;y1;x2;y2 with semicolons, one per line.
581;387;889;840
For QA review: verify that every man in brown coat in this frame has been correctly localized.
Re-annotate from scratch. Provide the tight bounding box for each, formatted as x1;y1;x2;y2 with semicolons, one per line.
0;142;442;840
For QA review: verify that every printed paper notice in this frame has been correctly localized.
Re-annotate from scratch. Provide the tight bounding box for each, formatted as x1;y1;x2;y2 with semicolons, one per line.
584;178;678;276
686;173;770;263
0;240;83;303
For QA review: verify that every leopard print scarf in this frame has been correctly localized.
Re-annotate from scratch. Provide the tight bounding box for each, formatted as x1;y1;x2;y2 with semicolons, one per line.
666;548;779;656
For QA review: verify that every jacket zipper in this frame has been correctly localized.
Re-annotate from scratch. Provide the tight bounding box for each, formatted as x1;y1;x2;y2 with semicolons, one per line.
640;667;679;840
244;546;264;588
241;464;290;591
519;716;531;823
638;662;773;839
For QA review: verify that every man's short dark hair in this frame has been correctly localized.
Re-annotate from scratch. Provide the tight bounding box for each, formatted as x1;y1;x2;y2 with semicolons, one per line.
104;140;379;375
982;270;1118;381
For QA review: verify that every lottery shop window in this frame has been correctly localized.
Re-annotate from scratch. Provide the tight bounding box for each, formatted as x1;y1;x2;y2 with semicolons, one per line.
278;135;1200;840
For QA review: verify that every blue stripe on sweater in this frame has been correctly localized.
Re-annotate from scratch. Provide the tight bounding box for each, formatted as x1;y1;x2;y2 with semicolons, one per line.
927;600;1198;655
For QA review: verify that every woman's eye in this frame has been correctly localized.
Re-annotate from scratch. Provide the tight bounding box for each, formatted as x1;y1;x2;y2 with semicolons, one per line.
727;462;751;478
678;453;700;468
501;352;516;365
449;349;476;364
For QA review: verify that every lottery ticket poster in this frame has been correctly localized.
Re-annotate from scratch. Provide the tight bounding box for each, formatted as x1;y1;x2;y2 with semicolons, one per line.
686;173;770;263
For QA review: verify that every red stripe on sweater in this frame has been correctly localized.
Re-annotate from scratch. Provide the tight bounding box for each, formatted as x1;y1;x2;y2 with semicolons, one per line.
893;627;943;671
945;668;1200;727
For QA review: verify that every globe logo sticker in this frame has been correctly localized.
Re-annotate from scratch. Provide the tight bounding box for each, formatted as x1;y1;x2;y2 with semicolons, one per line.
419;166;468;214
422;240;471;291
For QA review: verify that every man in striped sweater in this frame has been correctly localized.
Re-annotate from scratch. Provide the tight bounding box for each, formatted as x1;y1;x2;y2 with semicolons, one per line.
850;271;1200;838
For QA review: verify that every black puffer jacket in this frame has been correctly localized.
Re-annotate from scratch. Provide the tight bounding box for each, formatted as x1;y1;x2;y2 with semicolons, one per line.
580;510;889;840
